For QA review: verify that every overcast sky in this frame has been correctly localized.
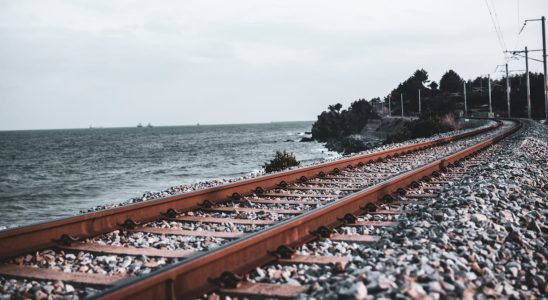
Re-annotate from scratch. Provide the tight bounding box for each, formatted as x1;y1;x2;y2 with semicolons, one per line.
0;0;546;130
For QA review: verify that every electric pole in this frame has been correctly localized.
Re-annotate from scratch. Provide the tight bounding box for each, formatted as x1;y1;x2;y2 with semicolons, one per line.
506;47;541;119
526;46;532;119
401;93;404;117
506;63;511;117
463;81;467;118
488;74;492;116
388;95;391;117
522;16;548;120
543;16;547;120
418;89;421;115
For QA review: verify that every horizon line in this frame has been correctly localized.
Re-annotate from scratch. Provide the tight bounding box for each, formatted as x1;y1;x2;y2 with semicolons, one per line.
0;120;315;132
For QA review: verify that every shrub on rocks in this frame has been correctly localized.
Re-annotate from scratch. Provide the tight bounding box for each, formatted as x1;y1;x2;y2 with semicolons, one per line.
325;136;370;155
385;113;454;143
263;150;300;173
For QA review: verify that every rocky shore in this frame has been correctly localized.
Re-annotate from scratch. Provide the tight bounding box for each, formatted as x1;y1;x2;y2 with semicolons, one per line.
76;121;494;215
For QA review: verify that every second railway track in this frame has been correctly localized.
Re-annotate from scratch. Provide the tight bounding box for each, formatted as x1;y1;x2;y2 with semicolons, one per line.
0;119;521;299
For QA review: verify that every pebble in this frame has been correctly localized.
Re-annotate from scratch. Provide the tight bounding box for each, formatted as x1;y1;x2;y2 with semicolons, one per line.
211;120;547;299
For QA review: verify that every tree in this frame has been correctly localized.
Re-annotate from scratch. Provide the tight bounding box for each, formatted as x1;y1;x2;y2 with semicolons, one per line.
413;69;429;84
439;70;463;93
428;81;439;90
328;103;343;112
311;99;378;141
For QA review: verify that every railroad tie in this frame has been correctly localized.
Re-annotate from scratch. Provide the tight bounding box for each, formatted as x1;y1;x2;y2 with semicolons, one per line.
392;200;418;205
404;193;438;198
344;220;399;227
204;207;303;215
172;216;277;225
130;227;243;239
368;210;410;215
0;264;127;286
220;282;307;299
278;255;350;269
60;242;194;258
329;234;381;243
259;192;340;199
286;186;361;192
306;179;368;185
247;198;326;205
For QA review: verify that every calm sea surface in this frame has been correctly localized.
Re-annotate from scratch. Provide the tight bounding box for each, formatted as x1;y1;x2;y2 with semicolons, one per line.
0;122;335;228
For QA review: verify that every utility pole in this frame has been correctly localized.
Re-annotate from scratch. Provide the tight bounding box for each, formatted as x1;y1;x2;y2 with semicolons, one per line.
506;63;511;117
388;95;391;117
522;16;547;120
418;89;421;115
400;93;404;117
506;47;542;119
488;74;493;116
542;16;548;120
526;46;532;119
541;16;548;121
463;81;467;118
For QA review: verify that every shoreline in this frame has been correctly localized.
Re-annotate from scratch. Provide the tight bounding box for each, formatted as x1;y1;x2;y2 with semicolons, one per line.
0;120;493;231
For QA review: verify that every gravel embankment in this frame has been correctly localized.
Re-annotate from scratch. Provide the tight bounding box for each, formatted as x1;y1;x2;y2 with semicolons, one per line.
239;120;546;299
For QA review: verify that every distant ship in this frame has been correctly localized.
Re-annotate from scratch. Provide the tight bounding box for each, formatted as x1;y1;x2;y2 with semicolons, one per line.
197;123;200;126
137;123;143;128
147;123;153;128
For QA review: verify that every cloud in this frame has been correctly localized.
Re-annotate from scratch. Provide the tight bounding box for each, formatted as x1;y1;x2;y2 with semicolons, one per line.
0;0;546;130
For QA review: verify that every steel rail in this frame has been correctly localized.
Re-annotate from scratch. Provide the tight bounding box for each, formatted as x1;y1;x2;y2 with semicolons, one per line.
0;122;502;259
93;120;521;300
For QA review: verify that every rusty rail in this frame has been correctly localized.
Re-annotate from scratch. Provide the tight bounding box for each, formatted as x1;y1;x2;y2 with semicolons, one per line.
0;121;502;259
90;120;521;299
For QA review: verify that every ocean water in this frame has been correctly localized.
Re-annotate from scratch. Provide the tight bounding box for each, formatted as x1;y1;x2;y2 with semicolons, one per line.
0;122;335;228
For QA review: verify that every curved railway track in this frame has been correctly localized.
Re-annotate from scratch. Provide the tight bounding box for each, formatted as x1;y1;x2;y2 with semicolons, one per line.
0;119;521;299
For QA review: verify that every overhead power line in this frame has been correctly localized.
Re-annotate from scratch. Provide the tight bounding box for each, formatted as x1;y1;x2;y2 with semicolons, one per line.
490;0;507;50
484;0;507;55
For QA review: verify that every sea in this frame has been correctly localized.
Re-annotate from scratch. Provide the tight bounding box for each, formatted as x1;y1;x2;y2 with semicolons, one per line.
0;122;336;229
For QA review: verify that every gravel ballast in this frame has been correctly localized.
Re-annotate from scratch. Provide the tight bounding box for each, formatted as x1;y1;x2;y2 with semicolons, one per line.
212;120;546;299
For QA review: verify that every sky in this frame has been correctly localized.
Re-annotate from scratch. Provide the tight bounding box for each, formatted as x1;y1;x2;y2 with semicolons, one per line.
0;0;546;130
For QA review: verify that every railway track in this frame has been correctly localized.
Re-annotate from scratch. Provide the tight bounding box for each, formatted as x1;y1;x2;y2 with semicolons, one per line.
0;119;521;299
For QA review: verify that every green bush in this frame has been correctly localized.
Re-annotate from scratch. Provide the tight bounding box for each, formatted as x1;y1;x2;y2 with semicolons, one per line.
263;150;300;173
325;136;368;155
385;114;454;143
